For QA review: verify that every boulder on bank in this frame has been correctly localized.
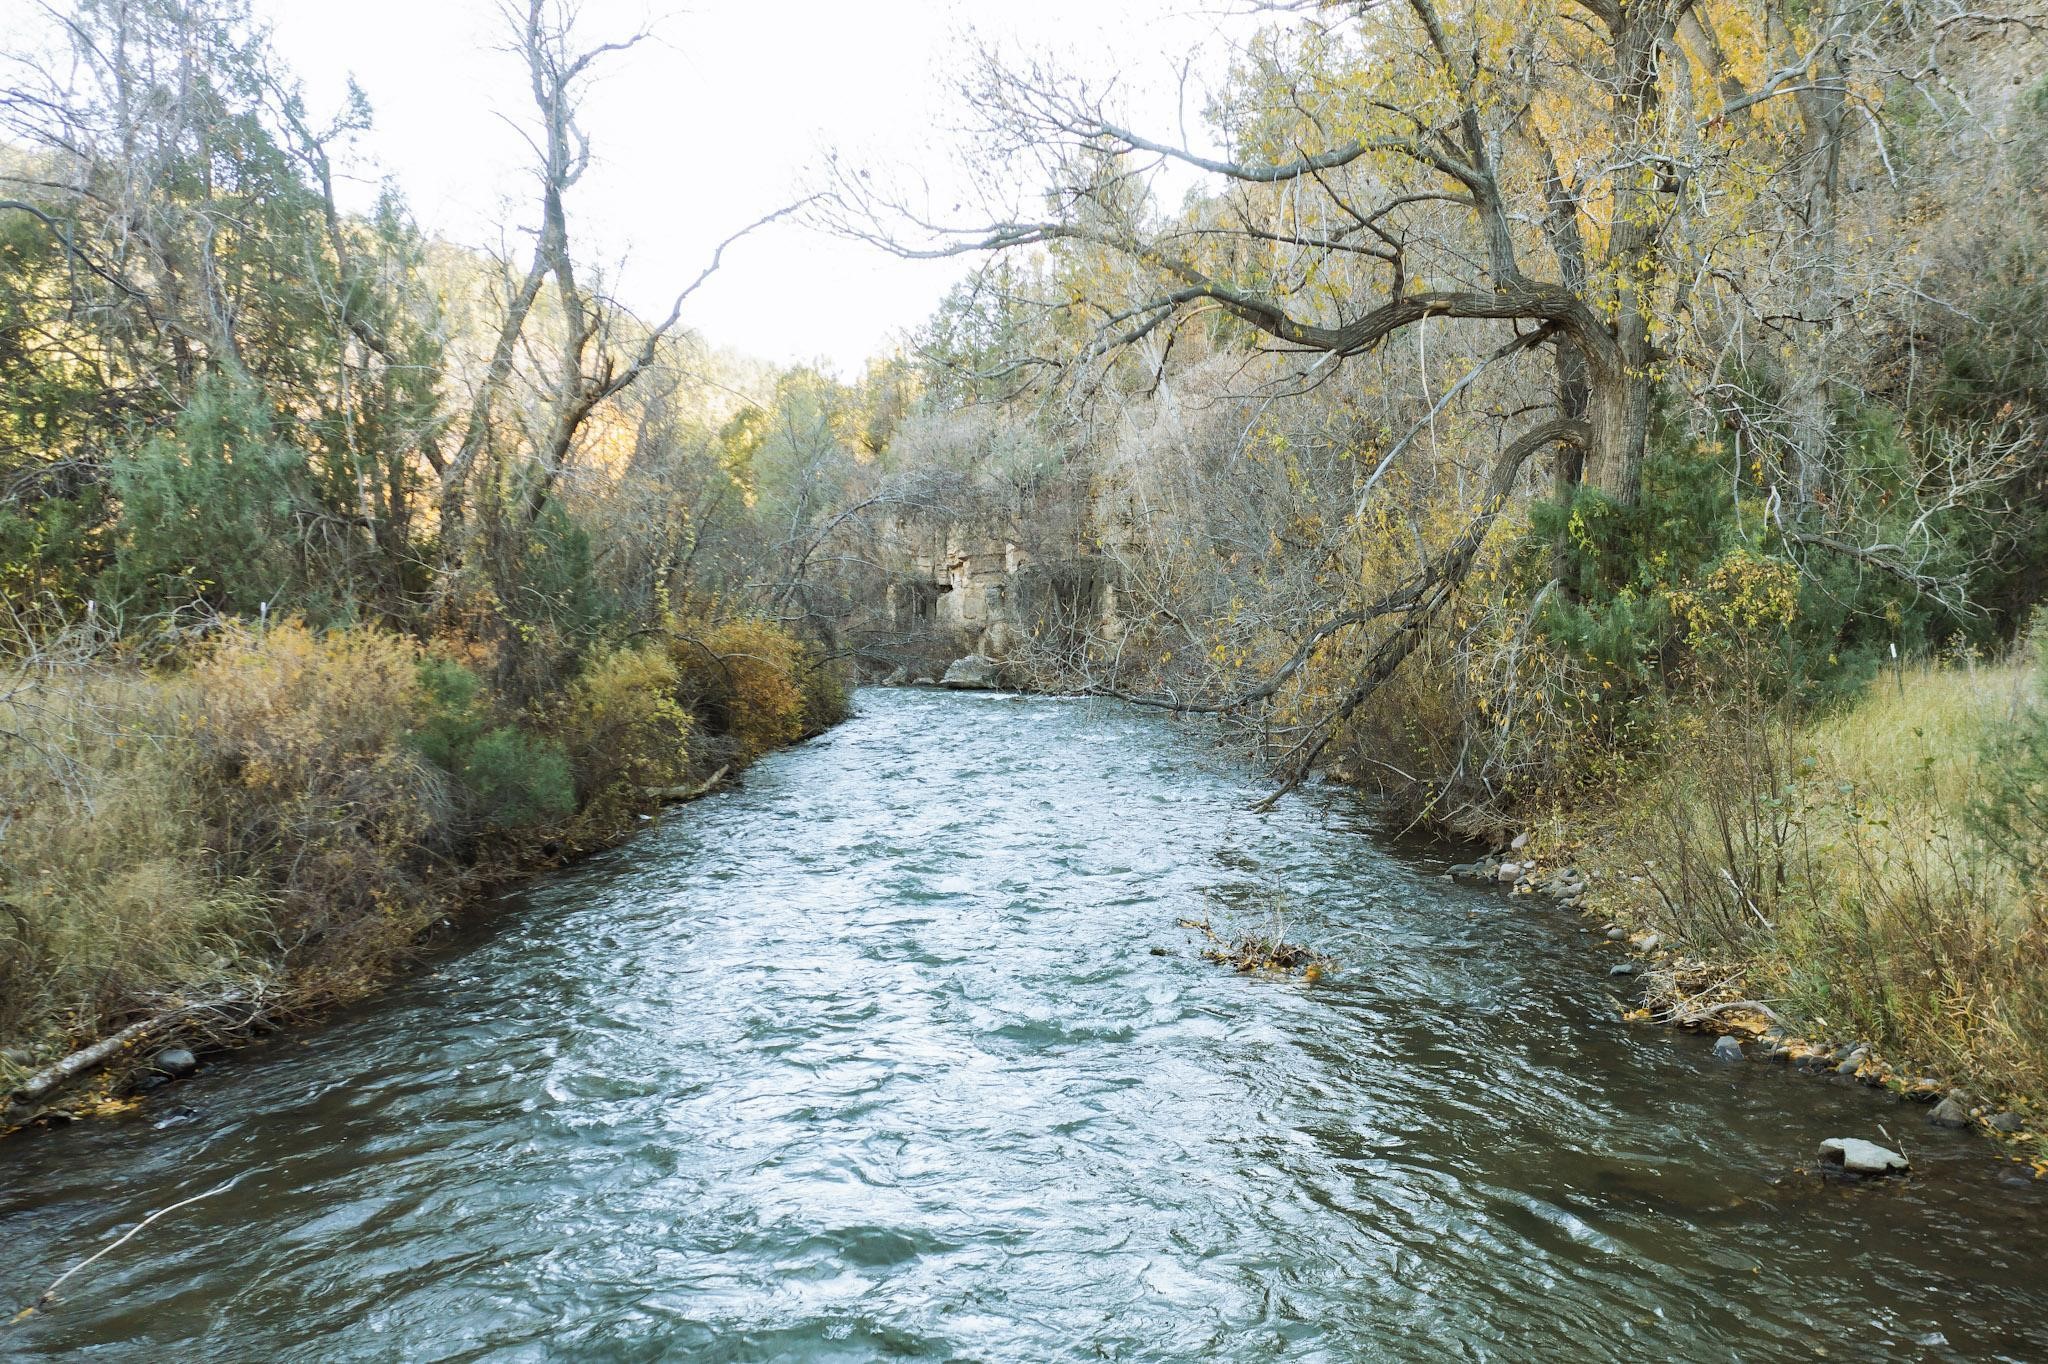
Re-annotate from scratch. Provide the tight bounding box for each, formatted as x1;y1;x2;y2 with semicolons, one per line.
1929;1097;1972;1129
940;654;1005;690
153;1047;198;1078
1819;1137;1909;1176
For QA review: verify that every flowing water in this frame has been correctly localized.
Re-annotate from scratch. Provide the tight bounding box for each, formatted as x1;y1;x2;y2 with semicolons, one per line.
5;690;2048;1362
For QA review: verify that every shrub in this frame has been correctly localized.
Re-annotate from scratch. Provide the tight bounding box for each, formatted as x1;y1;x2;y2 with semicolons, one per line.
550;643;693;842
180;622;452;996
0;612;846;1074
1627;694;1808;955
0;666;262;1053
101;376;340;624
406;651;575;834
671;618;810;762
457;727;576;830
409;653;489;772
1775;812;2048;1096
795;648;853;734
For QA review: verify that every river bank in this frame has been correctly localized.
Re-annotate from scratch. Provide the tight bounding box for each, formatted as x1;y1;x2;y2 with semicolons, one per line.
1443;847;2043;1173
1423;653;2048;1170
1;618;849;1134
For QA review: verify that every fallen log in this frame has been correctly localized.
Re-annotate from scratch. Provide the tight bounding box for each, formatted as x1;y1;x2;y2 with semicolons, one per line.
4;990;257;1123
642;764;730;805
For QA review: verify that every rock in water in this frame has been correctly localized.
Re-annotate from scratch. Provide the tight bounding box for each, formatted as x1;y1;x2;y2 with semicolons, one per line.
1713;1036;1743;1062
1818;1137;1909;1176
940;654;1003;690
1929;1097;1972;1129
154;1047;197;1077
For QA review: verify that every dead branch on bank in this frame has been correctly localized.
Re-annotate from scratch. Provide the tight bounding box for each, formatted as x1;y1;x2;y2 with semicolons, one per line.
4;990;262;1124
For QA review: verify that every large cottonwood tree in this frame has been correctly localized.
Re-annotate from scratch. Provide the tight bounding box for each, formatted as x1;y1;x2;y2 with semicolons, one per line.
830;0;1966;784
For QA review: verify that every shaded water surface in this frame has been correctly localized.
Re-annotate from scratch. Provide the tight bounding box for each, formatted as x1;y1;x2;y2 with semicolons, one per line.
5;690;2048;1362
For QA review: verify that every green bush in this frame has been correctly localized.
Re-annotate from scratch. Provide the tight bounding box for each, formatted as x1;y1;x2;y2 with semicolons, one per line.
458;727;576;830
1526;401;1985;738
410;654;489;771
406;652;575;832
101;376;334;623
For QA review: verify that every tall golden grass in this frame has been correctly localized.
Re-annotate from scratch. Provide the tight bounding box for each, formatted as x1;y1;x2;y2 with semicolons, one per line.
0;615;847;1089
1603;656;2048;1112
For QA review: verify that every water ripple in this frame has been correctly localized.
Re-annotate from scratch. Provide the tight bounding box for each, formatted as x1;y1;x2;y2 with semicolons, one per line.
5;689;2048;1361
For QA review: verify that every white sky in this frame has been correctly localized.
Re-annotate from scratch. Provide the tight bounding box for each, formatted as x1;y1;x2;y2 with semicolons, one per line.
253;0;1257;376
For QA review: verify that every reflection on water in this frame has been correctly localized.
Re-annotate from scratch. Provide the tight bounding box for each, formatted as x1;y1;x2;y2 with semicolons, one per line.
4;690;2046;1361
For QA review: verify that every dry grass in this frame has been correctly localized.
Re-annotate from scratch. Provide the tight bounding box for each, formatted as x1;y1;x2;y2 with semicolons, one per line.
2;615;842;1098
0;664;267;1072
1805;659;2033;810
1594;655;2048;1124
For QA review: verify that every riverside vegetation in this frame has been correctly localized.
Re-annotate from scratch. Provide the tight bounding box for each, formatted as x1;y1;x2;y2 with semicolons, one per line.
5;0;2048;1161
0;1;852;1122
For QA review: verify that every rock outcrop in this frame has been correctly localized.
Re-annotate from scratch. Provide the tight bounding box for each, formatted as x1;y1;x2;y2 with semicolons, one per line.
940;654;1005;690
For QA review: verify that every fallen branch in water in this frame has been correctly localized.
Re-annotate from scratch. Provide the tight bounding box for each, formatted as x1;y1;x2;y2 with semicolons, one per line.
9;1174;244;1326
643;764;730;804
1177;914;1333;978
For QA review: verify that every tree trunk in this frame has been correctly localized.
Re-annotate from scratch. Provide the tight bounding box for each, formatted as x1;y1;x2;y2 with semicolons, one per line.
1584;360;1652;505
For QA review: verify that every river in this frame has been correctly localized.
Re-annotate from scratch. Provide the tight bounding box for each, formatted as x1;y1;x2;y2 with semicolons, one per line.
4;689;2047;1361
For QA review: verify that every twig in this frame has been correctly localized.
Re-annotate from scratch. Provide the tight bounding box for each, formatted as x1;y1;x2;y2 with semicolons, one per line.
11;1175;244;1324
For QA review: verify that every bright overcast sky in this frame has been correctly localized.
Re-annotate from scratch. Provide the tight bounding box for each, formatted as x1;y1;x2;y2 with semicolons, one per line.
249;0;1259;376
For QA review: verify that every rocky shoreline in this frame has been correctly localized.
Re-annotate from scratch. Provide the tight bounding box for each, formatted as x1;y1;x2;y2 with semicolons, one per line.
1447;842;2043;1180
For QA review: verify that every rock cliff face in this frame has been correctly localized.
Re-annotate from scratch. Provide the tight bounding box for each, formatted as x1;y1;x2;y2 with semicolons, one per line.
875;522;1120;682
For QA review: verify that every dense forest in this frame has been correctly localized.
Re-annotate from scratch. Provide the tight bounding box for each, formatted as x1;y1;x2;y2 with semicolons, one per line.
4;0;2048;1150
